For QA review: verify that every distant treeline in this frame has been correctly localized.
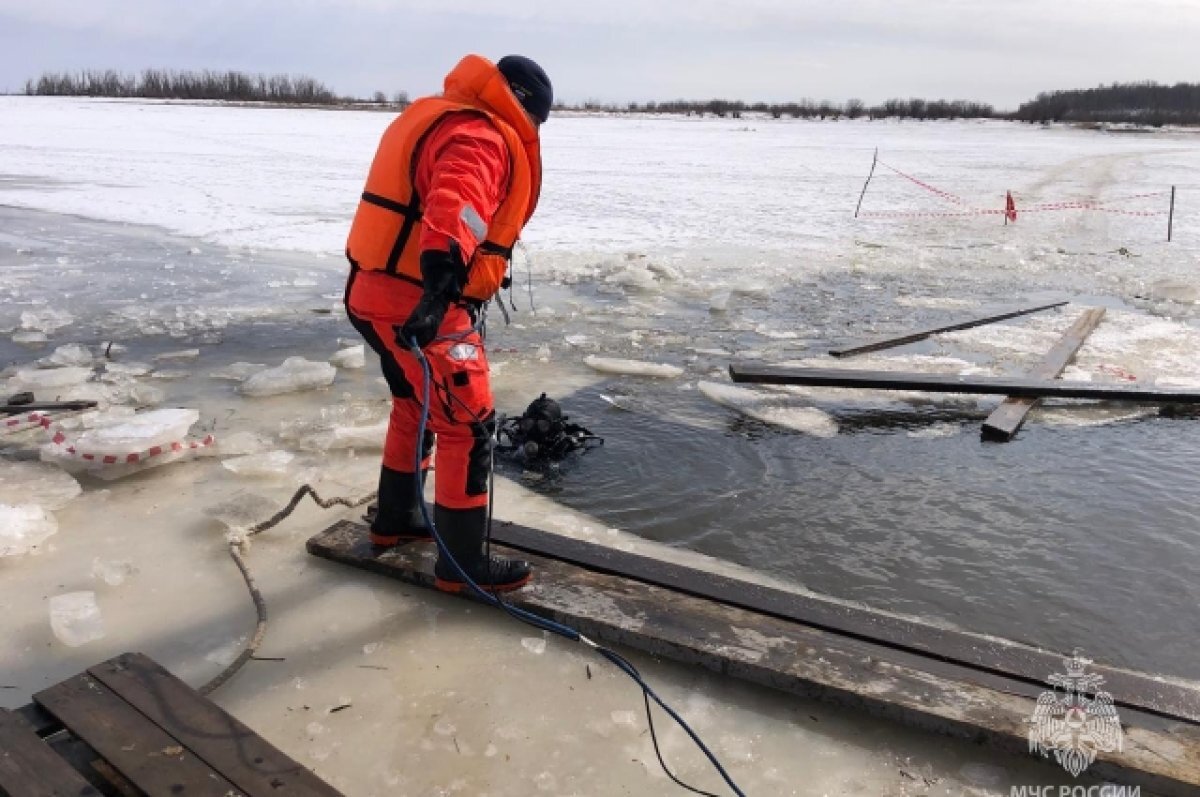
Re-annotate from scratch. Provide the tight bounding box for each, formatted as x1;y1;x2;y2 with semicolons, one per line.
1014;81;1200;126
23;69;409;106
566;97;995;120
26;70;1200;128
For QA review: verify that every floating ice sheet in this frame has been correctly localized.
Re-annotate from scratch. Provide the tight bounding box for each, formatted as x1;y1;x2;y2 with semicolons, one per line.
329;344;365;370
217;430;271;456
210;362;265;382
698;380;839;437
0;503;58;556
8;365;92;391
44;343;94;367
103;361;153;377
222;450;296;477
91;557;137;586
68;408;200;456
20;309;72;334
584;355;683;378
240;357;337;397
0;461;81;510
206;492;282;534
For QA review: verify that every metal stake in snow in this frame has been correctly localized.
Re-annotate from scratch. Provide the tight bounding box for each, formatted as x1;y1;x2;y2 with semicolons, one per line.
853;147;878;218
1168;185;1176;242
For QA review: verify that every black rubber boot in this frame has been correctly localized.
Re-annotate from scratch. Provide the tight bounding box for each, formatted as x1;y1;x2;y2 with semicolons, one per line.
368;466;431;546
432;504;532;594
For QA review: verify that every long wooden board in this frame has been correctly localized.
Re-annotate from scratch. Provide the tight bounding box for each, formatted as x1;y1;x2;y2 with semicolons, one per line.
828;301;1068;358
35;674;243;797
480;520;1198;724
86;654;341;797
306;521;1200;796
982;307;1106;441
729;364;1200;402
0;709;98;797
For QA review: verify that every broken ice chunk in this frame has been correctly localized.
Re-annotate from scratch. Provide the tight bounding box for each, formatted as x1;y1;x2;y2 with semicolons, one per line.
206;492;281;535
9;365;92;391
521;637;547;655
329;345;366;370
155;348;200;361
217;430;271;456
239;358;337;397
221;450;296;477
44;344;94;367
210;362;265;382
69;408;200;456
20;309;73;334
91;557;137;586
0;504;59;556
103;361;153;377
0;461;81;510
584;356;683;378
12;330;49;346
128;383;166;406
49;591;106;647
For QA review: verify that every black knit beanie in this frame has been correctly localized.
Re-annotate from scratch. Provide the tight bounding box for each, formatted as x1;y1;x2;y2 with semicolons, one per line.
497;55;553;125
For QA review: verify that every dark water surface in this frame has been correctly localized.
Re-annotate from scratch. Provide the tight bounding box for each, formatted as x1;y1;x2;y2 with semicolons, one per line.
534;382;1200;681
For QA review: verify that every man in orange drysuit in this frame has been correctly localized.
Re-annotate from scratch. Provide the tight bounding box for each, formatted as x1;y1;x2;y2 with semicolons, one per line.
344;54;551;593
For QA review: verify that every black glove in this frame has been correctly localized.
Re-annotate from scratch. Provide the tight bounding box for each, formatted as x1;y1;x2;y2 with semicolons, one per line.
398;247;468;350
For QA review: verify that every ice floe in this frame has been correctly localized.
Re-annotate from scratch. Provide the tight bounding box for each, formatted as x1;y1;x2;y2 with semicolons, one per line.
584;355;683;378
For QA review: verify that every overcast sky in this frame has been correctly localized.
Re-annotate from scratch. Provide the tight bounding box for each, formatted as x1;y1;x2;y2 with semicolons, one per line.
1;1;1197;109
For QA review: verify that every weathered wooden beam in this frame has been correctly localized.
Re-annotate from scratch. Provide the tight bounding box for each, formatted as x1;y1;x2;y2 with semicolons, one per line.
482;520;1198;724
982;307;1107;441
729;364;1200;403
34;674;241;797
87;654;342;797
0;401;97;415
828;301;1069;358
0;709;99;797
306;521;1200;796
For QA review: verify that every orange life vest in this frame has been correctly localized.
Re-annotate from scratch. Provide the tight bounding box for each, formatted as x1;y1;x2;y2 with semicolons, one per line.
345;55;542;303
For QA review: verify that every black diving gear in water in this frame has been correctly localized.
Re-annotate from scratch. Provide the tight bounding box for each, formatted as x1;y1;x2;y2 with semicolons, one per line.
497;393;603;461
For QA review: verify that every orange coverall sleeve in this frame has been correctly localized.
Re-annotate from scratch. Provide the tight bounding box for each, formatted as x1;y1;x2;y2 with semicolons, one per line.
414;113;511;264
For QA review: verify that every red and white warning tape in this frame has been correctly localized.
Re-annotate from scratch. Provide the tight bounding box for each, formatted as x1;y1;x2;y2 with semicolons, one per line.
867;160;1171;220
2;411;215;464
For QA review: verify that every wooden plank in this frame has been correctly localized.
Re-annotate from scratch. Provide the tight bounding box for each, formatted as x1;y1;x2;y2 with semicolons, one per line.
86;654;342;797
311;520;1200;724
12;704;62;738
828;301;1068;358
0;709;98;797
0;401;97;415
729;363;1200;403
484;520;1199;724
305;521;1200;797
982;307;1107;441
34;674;244;797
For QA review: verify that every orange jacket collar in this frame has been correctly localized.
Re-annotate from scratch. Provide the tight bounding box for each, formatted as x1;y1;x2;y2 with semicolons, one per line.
442;54;540;144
